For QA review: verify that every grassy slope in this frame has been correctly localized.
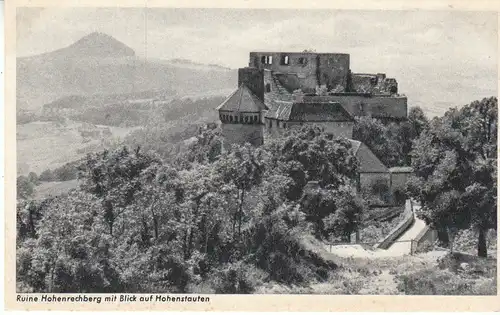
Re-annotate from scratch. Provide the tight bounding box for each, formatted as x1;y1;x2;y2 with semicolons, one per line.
256;235;497;295
34;179;79;200
17;121;138;175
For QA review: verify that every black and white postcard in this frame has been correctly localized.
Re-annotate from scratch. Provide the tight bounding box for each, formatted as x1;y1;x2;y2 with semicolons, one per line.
4;0;499;311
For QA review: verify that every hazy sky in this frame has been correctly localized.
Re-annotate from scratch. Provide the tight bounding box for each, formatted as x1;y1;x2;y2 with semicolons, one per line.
16;8;497;116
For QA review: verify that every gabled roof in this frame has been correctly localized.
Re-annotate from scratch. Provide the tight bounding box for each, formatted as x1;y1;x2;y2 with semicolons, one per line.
216;85;268;112
349;140;388;173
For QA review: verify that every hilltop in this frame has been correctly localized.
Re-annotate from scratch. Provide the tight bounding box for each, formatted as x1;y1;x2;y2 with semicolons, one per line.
17;32;236;110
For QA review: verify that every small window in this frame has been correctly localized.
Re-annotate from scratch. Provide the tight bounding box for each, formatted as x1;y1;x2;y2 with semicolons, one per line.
265;83;271;93
280;55;290;65
261;55;273;65
298;57;306;65
254;115;258;122
230;116;233;122
235;116;239;123
245;116;248;123
283;123;287;128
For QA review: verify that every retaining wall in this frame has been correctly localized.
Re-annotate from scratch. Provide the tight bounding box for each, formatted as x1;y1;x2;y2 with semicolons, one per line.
411;226;438;254
375;199;415;249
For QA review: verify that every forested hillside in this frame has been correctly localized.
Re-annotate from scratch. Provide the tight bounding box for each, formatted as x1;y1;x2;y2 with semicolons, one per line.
16;98;497;295
17;126;364;293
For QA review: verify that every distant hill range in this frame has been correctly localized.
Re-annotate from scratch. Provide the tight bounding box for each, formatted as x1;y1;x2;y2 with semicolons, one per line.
17;32;237;110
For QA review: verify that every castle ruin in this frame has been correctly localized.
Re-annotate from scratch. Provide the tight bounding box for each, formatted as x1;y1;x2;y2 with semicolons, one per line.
216;51;411;204
217;51;407;145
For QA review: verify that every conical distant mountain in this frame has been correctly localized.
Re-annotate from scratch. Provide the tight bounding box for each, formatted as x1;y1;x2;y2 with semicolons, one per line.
17;32;236;110
62;32;136;58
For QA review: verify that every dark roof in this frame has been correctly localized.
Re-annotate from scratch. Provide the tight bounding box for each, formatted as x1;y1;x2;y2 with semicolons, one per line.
216;85;268;112
290;102;354;122
265;100;354;122
349;140;388;173
294;94;407;119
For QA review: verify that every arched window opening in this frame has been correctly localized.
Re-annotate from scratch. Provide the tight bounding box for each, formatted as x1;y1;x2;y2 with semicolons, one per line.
230;116;233;122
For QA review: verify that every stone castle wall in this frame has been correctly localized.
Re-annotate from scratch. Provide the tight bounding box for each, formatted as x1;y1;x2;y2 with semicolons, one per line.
238;68;265;101
221;123;264;148
248;52;350;93
304;94;408;119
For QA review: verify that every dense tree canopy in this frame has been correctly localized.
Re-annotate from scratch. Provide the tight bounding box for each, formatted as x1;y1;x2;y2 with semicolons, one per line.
17;125;363;293
407;97;497;257
352;106;429;167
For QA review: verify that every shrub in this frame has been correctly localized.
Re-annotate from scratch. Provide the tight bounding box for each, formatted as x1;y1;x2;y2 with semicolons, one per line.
28;172;40;186
396;268;495;295
206;262;266;294
392;188;406;205
437;252;497;278
17;176;34;200
53;163;78;181
39;169;54;182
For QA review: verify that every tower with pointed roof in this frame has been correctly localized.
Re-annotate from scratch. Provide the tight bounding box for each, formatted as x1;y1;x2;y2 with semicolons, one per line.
216;84;268;148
